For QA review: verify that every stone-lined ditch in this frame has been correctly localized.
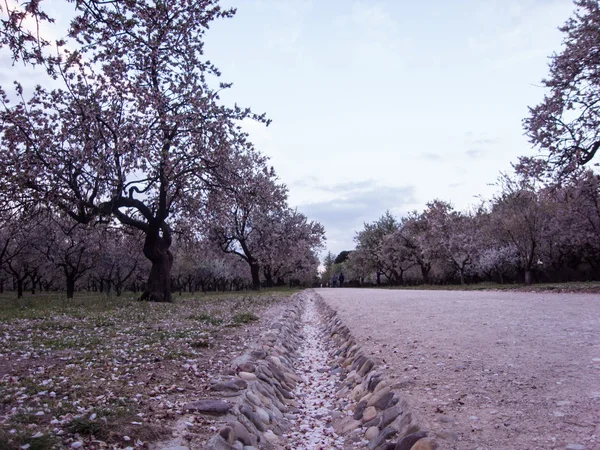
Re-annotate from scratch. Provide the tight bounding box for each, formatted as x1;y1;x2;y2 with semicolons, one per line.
158;290;438;450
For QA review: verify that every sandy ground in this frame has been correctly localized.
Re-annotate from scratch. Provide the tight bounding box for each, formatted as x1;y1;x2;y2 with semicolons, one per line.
314;288;600;450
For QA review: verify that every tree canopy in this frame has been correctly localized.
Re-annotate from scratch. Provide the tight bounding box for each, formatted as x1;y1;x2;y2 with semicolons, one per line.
0;1;269;301
525;0;600;177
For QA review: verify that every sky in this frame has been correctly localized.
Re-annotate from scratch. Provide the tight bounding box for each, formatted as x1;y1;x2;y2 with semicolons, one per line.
0;0;577;259
202;0;576;257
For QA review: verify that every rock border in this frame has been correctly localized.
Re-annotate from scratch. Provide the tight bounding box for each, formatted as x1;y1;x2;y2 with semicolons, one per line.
315;292;439;450
200;294;306;450
197;290;438;449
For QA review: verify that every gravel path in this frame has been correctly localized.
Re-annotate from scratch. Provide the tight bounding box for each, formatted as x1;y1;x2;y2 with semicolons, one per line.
315;288;600;450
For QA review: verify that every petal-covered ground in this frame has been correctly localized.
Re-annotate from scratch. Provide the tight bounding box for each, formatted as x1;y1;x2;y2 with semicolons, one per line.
0;291;293;449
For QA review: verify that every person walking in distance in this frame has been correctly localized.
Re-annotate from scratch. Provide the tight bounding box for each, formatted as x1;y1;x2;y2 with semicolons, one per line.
339;272;345;287
332;273;338;287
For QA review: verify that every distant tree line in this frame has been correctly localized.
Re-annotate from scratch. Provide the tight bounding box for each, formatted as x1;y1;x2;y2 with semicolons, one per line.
328;167;600;286
0;203;324;299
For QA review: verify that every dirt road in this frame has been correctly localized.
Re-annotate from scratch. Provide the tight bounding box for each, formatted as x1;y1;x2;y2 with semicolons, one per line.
315;288;600;450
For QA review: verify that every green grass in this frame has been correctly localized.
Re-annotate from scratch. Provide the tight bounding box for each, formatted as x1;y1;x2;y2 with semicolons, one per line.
0;288;294;449
187;312;224;326
231;312;260;324
0;429;61;450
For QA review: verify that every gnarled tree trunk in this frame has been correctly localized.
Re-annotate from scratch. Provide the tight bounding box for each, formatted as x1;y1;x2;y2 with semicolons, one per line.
139;224;173;302
250;260;260;291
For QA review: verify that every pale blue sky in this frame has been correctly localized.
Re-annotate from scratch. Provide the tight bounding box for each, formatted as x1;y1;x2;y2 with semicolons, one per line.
205;0;575;256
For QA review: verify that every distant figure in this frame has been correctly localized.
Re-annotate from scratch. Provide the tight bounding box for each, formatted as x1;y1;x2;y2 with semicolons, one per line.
332;274;338;287
339;272;345;287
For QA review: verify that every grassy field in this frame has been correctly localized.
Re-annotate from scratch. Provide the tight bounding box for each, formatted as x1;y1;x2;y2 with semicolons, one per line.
0;289;295;449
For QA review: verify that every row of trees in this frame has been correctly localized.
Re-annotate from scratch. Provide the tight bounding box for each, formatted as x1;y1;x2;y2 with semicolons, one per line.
0;1;324;300
333;167;600;286
1;199;323;299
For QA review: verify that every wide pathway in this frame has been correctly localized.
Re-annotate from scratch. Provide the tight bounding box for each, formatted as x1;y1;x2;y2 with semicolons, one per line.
315;288;600;450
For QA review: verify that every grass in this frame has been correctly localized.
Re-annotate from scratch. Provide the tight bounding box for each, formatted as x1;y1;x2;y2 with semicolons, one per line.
0;288;292;448
231;312;260;325
0;429;61;450
187;312;224;326
381;280;600;293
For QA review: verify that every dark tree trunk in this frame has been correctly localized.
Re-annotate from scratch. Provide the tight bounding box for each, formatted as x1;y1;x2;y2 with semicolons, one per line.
250;261;260;291
17;278;23;299
421;264;431;284
66;275;76;299
376;272;381;285
525;269;534;285
139;225;173;302
263;267;274;288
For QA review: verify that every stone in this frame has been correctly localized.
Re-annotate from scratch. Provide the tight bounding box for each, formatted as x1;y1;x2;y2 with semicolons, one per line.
278;388;294;399
360;392;374;404
409;438;437;450
341;419;362;434
350;384;366;401
362;406;378;423
366;426;380;440
246;391;261;406
237;363;255;373
368;373;383;392
354;400;368;420
255;407;270;424
230;421;253;446
364;417;381;428
358;359;375;376
205;434;237;450
368;387;392;408
185;399;231;415
238;372;257;382
391;413;413;435
263;430;280;444
240;405;267;432
565;445;585;450
368;426;398;450
352;355;367;371
270;405;283;419
381;405;403;428
394;431;427;450
211;379;248;392
374;380;390;394
219;426;235;444
250;349;267;359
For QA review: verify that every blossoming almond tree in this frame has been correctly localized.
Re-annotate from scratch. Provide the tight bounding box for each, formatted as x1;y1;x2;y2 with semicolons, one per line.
206;161;288;290
0;1;266;301
525;0;600;177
